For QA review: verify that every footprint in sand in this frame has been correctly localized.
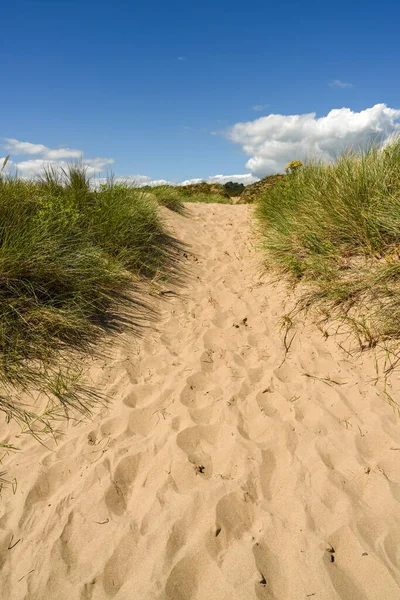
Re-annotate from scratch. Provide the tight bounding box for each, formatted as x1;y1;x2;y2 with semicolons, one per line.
104;453;142;516
176;423;228;479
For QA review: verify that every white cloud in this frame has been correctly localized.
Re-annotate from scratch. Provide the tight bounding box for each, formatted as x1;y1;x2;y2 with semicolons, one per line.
13;159;52;178
227;103;400;177
82;157;115;175
1;137;114;178
3;137;82;159
252;104;269;112
180;173;258;186
3;138;48;155
46;148;82;159
106;175;174;187
329;80;354;88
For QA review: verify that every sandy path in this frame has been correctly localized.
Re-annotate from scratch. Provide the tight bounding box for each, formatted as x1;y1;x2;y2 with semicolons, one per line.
1;204;400;599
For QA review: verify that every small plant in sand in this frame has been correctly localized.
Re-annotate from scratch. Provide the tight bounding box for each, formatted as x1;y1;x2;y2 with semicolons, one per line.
284;160;303;173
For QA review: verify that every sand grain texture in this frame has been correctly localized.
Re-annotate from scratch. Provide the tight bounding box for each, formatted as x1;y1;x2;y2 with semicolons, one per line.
1;204;400;600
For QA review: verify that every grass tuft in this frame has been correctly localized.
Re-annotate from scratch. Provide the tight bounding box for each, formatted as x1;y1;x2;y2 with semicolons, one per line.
0;166;184;433
255;140;400;350
149;183;232;209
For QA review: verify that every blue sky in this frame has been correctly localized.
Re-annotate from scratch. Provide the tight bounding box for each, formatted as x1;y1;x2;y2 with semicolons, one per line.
2;0;400;184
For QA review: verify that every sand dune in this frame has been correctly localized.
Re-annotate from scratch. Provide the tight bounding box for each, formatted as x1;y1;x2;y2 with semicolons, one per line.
1;204;400;599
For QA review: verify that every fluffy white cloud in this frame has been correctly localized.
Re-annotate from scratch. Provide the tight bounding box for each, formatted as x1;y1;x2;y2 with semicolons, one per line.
180;173;258;186
3;137;82;159
12;159;52;178
104;175;175;187
1;137;115;178
227;103;400;177
3;138;48;155
82;157;115;175
46;148;82;159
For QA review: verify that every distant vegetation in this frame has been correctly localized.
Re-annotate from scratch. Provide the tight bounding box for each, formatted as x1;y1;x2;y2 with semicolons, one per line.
223;181;245;197
143;180;252;207
0;166;183;433
179;182;231;199
255;141;400;352
240;174;285;203
143;182;233;213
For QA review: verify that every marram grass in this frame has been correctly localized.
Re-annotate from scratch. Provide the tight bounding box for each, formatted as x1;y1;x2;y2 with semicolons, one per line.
255;140;400;354
0;167;183;435
149;184;232;212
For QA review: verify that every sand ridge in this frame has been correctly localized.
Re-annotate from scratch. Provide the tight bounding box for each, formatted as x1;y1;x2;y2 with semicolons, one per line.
1;204;400;599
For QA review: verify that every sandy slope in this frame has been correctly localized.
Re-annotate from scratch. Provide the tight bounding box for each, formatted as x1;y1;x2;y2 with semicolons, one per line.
1;204;400;600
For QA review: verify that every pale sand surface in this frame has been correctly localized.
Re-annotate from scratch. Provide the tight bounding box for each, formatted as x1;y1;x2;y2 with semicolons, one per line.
1;204;400;599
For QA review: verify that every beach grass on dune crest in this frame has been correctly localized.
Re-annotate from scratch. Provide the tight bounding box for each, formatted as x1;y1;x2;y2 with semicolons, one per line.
182;191;232;204
255;140;400;353
149;184;232;212
0;166;183;432
147;186;187;213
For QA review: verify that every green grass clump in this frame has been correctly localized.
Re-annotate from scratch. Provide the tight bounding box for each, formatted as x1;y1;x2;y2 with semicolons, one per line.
149;183;232;208
255;140;400;349
240;174;285;203
149;186;186;213
178;182;230;199
183;192;231;204
0;167;183;430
